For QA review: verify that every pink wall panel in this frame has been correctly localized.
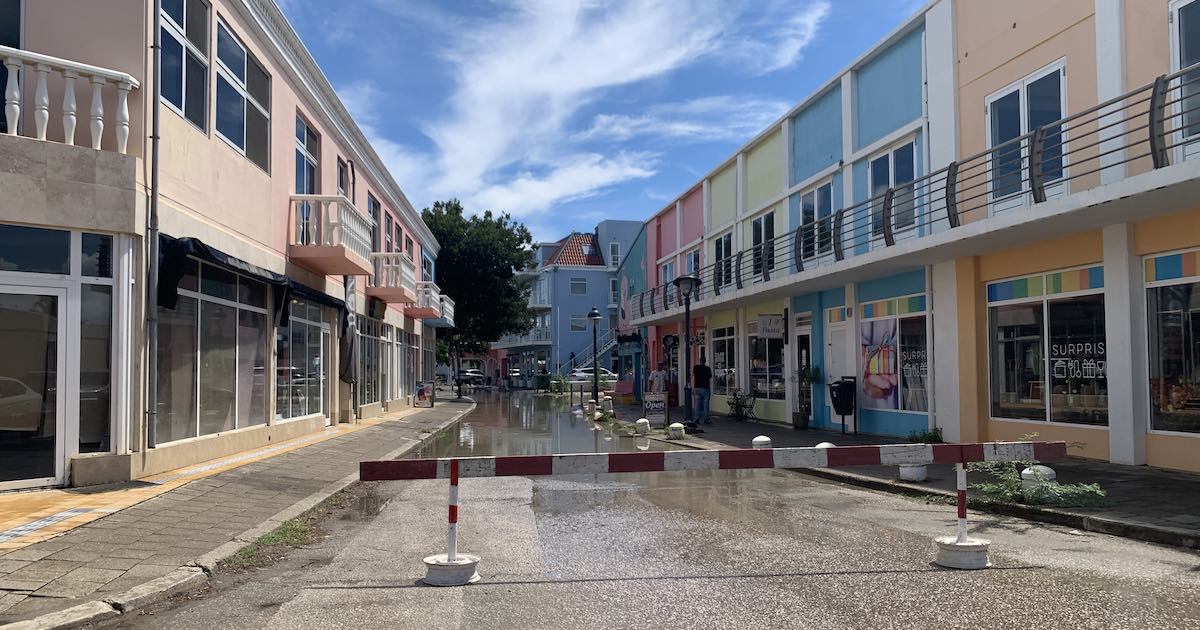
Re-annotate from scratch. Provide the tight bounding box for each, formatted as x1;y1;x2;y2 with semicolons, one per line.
680;187;704;246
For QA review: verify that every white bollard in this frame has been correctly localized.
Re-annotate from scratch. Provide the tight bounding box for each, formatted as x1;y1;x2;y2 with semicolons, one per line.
1020;465;1058;504
816;441;835;449
588;399;597;415
932;462;991;570
423;459;481;586
899;464;928;482
752;435;772;449
593;411;604;422
668;422;686;439
603;395;614;413
635;418;651;434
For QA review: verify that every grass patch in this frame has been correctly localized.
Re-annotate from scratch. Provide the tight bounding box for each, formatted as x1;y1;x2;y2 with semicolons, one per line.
219;487;361;572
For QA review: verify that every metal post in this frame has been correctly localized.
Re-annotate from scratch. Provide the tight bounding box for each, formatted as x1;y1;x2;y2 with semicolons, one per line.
683;295;693;427
955;462;968;543
592;319;599;404
448;459;460;562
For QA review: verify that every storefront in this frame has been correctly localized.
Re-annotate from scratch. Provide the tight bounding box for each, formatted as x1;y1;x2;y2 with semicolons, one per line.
1144;248;1200;468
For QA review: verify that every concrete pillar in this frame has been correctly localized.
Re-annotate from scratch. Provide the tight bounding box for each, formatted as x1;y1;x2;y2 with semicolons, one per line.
1095;0;1128;185
844;282;859;424
1104;223;1148;465
955;257;987;442
931;260;962;443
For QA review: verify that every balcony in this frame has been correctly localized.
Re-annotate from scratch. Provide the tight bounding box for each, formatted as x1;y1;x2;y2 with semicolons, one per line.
366;253;416;303
493;326;552;349
288;195;374;276
425;295;455;329
529;283;550;310
405;281;444;319
1;45;140;154
628;62;1200;325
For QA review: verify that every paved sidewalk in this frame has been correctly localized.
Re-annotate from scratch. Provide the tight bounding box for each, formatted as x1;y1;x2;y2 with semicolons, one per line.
614;403;1200;550
0;400;473;624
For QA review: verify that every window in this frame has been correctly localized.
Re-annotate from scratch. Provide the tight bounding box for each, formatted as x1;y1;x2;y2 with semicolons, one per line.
859;296;928;412
1174;0;1200;146
988;269;1107;425
215;21;270;170
712;326;736;395
404;235;414;260
988;63;1065;200
337;158;348;196
156;260;271;443
660;261;676;304
160;0;208;131
422;256;434;283
714;232;733;287
276;298;330;420
581;244;593;256
570;277;587;295
384;214;394;254
869;141;916;237
751;213;775;277
609;242;621;268
800;181;834;260
609;278;619;305
1147;273;1200;433
357;318;392;406
570;316;588;332
0;224;69;273
394;224;403;257
748;320;784;400
685;249;701;275
294;117;319;245
367;194;381;253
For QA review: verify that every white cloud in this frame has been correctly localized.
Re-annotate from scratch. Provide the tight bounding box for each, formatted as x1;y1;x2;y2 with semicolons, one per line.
468;152;658;219
726;0;831;75
575;95;791;144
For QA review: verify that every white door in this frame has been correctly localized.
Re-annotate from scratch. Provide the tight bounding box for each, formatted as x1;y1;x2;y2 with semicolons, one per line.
0;285;68;490
825;324;847;421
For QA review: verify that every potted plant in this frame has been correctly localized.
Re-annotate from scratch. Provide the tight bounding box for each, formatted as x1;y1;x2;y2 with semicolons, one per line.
792;365;821;430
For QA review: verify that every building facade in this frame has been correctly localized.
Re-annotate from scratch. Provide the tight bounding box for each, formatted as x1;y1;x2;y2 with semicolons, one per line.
623;0;1200;473
0;0;449;491
495;221;640;385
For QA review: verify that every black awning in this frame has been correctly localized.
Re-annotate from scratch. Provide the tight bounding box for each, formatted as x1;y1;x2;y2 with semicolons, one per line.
287;278;346;312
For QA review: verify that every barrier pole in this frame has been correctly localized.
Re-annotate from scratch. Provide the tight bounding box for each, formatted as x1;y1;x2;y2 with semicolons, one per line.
448;458;459;562
955;462;968;543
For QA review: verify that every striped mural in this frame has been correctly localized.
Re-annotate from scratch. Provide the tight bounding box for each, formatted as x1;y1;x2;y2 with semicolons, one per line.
987;266;1103;303
860;294;927;319
1145;250;1200;283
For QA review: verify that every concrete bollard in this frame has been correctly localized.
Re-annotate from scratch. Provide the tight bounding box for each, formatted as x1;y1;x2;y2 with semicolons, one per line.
668;422;686;439
635;418;651;434
603;395;614;413
816;441;835;449
587;399;597;415
752;435;772;449
593;411;604;422
899;465;928;482
1020;465;1058;504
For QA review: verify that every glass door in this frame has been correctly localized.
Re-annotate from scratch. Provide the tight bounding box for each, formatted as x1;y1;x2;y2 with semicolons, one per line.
0;286;67;490
794;331;813;426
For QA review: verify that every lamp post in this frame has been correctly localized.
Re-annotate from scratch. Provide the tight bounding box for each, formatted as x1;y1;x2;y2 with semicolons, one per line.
672;274;702;428
588;306;602;404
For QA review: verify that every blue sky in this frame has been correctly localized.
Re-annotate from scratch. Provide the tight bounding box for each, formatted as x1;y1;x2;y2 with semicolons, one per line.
278;0;924;241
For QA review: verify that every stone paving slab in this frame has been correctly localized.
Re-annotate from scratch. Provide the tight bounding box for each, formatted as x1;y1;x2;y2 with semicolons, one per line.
614;402;1200;549
0;400;473;625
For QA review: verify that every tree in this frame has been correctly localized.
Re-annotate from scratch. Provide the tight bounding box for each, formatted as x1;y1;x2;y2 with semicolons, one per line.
422;199;536;397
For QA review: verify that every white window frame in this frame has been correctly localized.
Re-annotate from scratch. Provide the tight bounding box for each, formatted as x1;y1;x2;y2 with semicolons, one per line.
799;179;835;262
160;0;209;132
214;18;270;171
684;248;701;275
866;138;918;241
570;277;587;295
858;294;928;414
710;325;737;396
714;231;733;287
609;242;621;268
609;277;618;305
570;316;588;332
984;59;1068;214
1170;0;1200;162
750;210;775;278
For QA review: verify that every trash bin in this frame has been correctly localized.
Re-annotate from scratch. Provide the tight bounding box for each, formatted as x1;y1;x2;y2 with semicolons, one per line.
535;374;551;391
828;377;857;434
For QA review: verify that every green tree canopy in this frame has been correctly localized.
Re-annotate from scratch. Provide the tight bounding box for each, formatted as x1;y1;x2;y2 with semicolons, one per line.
422;199;535;357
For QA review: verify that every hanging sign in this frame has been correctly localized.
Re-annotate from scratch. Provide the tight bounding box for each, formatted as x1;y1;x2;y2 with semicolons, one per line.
757;315;785;339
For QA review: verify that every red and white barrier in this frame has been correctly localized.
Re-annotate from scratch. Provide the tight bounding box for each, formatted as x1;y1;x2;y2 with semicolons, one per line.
364;441;1067;582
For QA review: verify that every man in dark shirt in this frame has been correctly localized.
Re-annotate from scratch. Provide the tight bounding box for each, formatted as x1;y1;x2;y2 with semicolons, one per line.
693;357;713;424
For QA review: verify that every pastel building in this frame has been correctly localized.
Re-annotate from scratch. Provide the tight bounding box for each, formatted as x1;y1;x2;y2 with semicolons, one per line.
625;0;1200;473
495;220;640;384
0;0;446;490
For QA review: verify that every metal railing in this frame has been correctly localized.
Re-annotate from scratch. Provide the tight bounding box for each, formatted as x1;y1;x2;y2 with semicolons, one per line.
629;62;1200;320
369;252;416;295
291;194;374;264
1;45;140;153
567;328;617;371
495;326;552;348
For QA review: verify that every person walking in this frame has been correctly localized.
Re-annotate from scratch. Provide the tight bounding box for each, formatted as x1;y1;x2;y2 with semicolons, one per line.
693;357;713;424
649;363;667;393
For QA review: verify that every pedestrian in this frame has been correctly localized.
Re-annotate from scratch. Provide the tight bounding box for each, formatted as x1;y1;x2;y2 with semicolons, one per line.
649;363;667;393
693;357;713;424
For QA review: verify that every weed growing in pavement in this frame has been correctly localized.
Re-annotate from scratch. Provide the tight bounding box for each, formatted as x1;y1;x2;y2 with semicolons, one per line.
908;427;944;443
967;434;1105;507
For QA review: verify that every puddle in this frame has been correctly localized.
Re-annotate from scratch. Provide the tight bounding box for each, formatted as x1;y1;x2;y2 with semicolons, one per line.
340;493;390;521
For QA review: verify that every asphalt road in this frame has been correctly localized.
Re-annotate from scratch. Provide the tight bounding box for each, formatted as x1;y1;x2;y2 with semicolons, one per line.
115;465;1200;630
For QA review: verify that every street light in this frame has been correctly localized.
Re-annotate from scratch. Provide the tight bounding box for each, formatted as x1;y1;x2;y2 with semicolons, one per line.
672;274;702;428
588;306;602;404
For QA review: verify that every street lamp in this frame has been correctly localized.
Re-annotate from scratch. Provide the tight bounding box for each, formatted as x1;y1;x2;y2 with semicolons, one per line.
588;306;602;404
672;274;702;428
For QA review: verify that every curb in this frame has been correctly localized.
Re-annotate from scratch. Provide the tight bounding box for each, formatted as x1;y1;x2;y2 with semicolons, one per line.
0;400;477;630
649;432;1200;551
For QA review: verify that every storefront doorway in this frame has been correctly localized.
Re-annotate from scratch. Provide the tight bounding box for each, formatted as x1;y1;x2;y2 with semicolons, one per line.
0;286;67;490
825;321;848;426
794;323;813;427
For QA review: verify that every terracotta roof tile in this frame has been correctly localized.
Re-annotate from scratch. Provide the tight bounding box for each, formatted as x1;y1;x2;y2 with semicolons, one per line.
548;233;605;266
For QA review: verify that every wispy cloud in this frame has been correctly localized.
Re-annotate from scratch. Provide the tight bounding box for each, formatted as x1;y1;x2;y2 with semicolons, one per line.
726;0;831;75
575;96;791;144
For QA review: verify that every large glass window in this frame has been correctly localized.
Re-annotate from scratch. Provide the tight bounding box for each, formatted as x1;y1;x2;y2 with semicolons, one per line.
751;213;775;277
1178;0;1200;139
748;320;784;400
79;285;113;452
711;326;736;396
278;299;329;419
357;317;393;406
869;141;916;236
988;65;1065;200
800;181;833;261
1148;280;1200;433
714;233;732;287
155;261;270;442
161;0;208;131
989;290;1107;425
0;224;69;274
215;20;270;171
859;309;927;412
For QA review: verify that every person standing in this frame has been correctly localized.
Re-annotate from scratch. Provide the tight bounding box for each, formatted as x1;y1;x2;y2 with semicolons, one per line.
649;363;667;393
693;357;713;424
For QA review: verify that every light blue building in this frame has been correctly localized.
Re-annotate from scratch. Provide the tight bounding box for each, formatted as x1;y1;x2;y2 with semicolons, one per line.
496;220;641;384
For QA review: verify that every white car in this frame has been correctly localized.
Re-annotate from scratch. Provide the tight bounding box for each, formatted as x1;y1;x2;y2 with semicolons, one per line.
457;369;485;384
0;377;42;432
568;367;616;381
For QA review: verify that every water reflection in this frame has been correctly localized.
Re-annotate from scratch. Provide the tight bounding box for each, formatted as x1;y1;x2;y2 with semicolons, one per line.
408;391;680;459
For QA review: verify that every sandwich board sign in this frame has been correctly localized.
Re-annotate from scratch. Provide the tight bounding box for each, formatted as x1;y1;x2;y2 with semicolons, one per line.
643;392;668;427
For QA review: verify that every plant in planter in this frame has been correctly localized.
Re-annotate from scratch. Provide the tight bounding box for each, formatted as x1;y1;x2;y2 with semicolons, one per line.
792;365;822;429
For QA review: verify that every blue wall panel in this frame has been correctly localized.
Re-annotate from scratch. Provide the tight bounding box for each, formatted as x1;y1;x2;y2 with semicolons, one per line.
855;26;924;150
856;269;926;302
858;410;928;438
791;85;843;186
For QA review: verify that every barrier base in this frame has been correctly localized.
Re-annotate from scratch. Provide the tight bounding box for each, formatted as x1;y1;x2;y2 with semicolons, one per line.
422;554;481;586
932;536;991;570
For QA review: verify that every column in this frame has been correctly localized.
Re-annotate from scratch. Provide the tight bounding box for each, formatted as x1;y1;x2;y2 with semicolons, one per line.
1104;223;1148;465
1095;0;1128;184
931;260;962;442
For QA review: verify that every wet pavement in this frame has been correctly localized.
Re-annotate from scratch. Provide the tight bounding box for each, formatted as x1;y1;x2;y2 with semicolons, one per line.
115;392;1200;630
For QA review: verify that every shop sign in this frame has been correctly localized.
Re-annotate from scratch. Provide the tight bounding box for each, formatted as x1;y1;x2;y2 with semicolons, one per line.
643;392;668;426
757;315;785;339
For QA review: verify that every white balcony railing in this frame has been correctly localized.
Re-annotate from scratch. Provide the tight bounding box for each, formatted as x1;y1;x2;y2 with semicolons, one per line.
414;281;442;311
291;194;373;263
370;252;416;294
495;326;552;348
440;295;455;323
1;45;140;153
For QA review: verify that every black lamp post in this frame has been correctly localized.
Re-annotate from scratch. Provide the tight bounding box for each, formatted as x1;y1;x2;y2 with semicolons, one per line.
672;274;702;428
588;306;602;404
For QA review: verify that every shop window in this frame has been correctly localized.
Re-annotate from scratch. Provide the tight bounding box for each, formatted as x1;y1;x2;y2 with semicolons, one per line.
1148;280;1200;433
215;20;271;171
160;0;208;131
987;270;1107;425
278;298;328;419
711;326;736;395
79;285;113;452
748;320;784;400
859;296;927;412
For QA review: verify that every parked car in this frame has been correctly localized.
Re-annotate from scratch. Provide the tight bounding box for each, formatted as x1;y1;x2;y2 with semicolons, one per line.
457;369;485;385
0;377;43;432
568;367;616;381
